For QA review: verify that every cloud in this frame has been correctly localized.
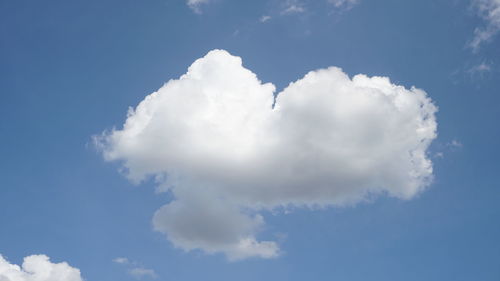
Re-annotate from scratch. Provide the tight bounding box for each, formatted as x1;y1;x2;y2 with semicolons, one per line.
433;139;463;159
153;189;279;260
96;49;438;260
0;254;83;281
328;0;359;10
260;15;272;23
468;62;492;74
112;257;130;264
187;0;210;14
129;268;157;279
113;257;157;279
469;0;500;51
281;0;306;14
447;139;463;149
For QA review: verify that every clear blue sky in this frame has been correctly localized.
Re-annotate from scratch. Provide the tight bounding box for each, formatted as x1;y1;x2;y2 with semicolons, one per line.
1;0;499;280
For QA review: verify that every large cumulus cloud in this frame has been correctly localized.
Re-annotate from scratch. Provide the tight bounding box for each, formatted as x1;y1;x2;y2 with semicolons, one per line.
0;254;83;281
96;49;438;260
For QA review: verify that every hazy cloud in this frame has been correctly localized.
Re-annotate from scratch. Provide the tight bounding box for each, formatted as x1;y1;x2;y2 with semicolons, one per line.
97;50;438;260
468;62;492;74
281;0;306;14
129;268;157;279
328;0;359;10
112;257;130;264
187;0;210;13
447;139;464;149
113;257;157;280
433;139;463;159
260;15;272;23
469;0;500;51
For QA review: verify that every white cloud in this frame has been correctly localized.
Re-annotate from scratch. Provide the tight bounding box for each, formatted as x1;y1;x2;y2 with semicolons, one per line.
187;0;210;14
0;254;83;281
469;0;500;51
282;5;305;14
281;0;306;14
328;0;359;10
113;257;157;279
468;62;492;74
112;257;130;264
448;139;463;148
129;268;157;279
260;15;272;23
96;49;438;260
433;139;463;159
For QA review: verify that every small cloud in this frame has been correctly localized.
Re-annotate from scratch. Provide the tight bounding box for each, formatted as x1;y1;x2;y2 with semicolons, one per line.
113;257;157;280
187;0;210;14
113;257;130;264
433;139;463;159
328;0;359;10
281;0;306;14
449;60;495;84
282;5;305;14
468;62;492;74
467;62;493;79
260;15;272;23
434;152;444;159
448;139;463;149
468;0;500;52
129;267;158;279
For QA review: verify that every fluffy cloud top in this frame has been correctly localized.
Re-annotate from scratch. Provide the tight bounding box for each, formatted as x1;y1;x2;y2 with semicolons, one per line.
470;0;500;51
0;254;83;281
97;50;437;260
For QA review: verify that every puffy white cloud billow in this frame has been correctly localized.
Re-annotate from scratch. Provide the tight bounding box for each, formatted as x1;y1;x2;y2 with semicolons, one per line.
97;49;438;260
0;254;83;281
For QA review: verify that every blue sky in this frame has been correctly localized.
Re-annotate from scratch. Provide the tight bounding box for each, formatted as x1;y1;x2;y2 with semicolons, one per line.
1;0;499;280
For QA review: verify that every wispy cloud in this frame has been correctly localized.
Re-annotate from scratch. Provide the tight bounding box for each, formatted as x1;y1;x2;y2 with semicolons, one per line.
281;0;306;14
187;0;210;14
469;0;500;52
449;60;494;84
447;139;464;149
328;0;359;10
468;62;492;74
113;257;157;280
432;139;464;159
129;268;158;279
260;15;272;23
113;257;130;264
